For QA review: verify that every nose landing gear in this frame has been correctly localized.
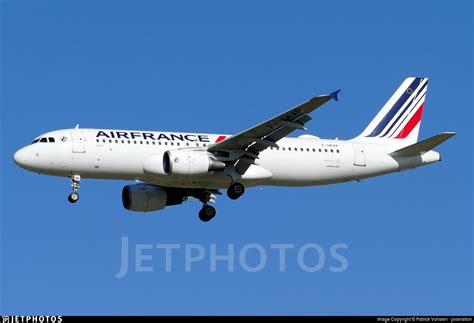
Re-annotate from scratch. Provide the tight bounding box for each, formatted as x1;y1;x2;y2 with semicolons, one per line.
68;192;79;203
68;175;81;204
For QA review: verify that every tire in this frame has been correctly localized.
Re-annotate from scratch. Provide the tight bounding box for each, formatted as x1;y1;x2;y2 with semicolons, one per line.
68;192;79;203
227;182;245;200
199;205;216;222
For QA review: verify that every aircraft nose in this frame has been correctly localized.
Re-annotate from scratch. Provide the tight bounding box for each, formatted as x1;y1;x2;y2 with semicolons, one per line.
13;147;30;169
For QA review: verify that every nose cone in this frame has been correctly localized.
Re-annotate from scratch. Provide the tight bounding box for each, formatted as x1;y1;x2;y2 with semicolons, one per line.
13;147;30;169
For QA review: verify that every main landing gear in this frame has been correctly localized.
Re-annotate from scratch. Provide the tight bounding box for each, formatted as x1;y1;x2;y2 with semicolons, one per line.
199;204;217;222
195;190;217;222
68;175;81;204
227;182;245;200
196;182;244;222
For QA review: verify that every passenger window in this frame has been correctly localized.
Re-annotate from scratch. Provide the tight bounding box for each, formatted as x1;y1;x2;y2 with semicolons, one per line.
186;143;189;146
127;140;131;144
282;147;285;151
312;148;316;152
103;139;106;143
300;148;304;152
319;149;322;152
121;140;125;144
330;149;334;153
170;142;174;146
177;142;180;146
306;148;310;152
288;147;292;151
115;139;118;143
325;149;328;153
109;139;112;143
146;141;149;145
337;149;340;153
152;141;155;145
96;139;99;143
134;141;137;144
140;141;143;144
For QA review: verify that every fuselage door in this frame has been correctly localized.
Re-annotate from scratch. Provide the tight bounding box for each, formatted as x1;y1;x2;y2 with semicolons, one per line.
71;130;86;153
352;143;366;167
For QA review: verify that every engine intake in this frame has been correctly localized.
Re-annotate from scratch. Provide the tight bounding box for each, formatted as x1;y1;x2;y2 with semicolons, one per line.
163;150;225;177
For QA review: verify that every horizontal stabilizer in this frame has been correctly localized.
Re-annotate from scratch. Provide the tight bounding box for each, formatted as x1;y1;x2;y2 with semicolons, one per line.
389;132;456;157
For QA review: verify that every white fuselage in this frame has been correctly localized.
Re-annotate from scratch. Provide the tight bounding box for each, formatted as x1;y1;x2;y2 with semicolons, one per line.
13;128;441;190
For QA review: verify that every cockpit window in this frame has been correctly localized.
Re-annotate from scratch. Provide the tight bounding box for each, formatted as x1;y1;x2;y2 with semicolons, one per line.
31;136;57;144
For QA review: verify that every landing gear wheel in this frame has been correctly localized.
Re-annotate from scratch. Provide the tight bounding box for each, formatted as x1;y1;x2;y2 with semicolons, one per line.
199;205;216;222
68;192;80;203
68;175;81;204
227;182;245;200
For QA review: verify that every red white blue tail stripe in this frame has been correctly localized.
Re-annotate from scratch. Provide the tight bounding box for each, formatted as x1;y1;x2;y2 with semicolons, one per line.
360;77;428;141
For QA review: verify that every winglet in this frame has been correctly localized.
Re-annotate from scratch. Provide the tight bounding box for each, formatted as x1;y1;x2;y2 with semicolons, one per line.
329;90;341;102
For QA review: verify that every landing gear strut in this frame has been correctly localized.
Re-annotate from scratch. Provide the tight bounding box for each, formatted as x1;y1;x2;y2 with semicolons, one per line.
68;175;81;204
227;182;245;200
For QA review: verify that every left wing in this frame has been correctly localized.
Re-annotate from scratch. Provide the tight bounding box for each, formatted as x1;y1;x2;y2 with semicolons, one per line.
208;90;340;174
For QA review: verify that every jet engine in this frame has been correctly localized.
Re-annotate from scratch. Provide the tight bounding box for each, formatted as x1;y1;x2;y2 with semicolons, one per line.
122;184;183;212
163;150;225;177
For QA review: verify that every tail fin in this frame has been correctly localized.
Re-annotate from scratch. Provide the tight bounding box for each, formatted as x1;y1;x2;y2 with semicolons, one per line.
356;77;429;146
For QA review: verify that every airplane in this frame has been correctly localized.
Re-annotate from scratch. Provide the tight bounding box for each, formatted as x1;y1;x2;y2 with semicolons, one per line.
13;77;455;222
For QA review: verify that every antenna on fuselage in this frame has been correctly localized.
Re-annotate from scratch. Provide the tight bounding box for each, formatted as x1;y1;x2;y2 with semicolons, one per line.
75;124;80;129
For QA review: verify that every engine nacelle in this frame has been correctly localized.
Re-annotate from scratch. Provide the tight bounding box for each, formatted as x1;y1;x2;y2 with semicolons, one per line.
122;184;183;212
163;150;225;177
143;154;166;176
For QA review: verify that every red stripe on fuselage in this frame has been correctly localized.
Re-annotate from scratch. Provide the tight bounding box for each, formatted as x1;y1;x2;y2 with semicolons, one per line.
215;135;227;143
395;103;424;139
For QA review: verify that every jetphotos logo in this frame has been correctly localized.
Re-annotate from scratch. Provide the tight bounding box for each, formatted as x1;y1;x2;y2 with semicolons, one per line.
115;236;349;278
2;317;62;323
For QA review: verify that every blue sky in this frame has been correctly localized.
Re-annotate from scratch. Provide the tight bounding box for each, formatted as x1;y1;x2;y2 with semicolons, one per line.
1;0;472;315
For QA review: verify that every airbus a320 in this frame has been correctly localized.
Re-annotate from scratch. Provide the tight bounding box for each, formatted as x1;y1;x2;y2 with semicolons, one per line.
13;77;455;222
